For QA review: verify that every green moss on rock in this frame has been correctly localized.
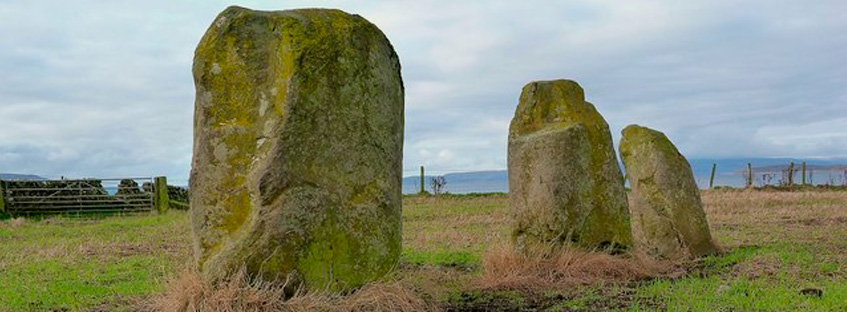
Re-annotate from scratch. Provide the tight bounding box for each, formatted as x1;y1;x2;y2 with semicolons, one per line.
190;6;403;292
508;80;632;252
619;125;717;259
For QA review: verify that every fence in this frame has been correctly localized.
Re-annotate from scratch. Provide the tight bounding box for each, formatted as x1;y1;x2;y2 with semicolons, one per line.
404;162;847;194
0;176;171;216
709;162;847;189
403;167;508;195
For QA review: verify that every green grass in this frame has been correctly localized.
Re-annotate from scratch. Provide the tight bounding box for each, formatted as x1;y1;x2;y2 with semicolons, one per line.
633;244;847;311
402;249;480;269
1;190;846;311
0;213;190;311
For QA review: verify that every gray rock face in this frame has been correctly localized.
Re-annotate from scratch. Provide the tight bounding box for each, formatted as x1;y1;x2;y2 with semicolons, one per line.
190;6;404;292
619;125;717;259
508;80;632;251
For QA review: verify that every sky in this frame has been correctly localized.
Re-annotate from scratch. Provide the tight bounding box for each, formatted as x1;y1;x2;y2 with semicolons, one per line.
1;0;845;183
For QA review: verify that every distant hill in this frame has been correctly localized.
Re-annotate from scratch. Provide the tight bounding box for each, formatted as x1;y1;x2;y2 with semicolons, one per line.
0;173;45;180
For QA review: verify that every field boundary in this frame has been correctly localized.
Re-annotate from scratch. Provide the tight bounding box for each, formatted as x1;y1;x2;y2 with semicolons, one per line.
0;176;170;216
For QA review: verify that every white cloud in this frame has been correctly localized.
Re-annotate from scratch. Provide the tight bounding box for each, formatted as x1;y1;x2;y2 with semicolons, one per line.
0;0;845;182
754;118;847;157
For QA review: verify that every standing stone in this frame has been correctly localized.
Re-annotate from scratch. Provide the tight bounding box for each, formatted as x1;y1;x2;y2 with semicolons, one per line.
508;80;632;251
190;6;404;292
619;125;717;259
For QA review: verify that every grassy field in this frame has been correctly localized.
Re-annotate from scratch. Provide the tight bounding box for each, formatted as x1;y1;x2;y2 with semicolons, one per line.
1;189;846;311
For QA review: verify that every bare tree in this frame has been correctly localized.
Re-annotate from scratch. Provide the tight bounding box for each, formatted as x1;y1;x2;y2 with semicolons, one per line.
430;176;447;195
762;174;773;186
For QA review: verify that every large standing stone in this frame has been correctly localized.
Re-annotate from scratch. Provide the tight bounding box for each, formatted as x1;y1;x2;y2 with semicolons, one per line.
619;125;717;259
190;6;404;292
508;80;632;251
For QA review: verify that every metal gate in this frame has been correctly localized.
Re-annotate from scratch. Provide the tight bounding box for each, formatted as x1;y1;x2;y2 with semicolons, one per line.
1;177;157;215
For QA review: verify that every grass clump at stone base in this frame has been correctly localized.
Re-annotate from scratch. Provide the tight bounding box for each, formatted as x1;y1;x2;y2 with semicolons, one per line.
144;269;433;312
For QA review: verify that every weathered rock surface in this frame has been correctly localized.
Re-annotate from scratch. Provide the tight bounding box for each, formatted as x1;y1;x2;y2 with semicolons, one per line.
619;125;717;259
190;6;404;292
508;80;632;251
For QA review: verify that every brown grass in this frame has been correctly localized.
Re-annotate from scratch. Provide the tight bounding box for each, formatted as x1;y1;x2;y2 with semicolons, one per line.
145;269;435;312
403;195;510;255
701;189;847;250
475;245;683;291
8;217;27;228
702;189;847;225
732;253;783;279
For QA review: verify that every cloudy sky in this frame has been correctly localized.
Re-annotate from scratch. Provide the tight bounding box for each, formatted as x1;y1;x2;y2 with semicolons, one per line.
1;0;845;183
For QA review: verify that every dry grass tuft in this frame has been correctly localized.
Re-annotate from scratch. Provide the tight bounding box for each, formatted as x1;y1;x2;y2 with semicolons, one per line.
8;217;28;228
476;245;683;291
732;254;783;279
147;271;298;312
145;269;434;312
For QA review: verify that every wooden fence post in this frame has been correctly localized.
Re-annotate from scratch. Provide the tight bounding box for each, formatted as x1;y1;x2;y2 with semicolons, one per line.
709;163;717;189
787;162;795;186
419;166;425;194
747;163;753;188
0;180;5;215
802;162;807;185
154;176;169;213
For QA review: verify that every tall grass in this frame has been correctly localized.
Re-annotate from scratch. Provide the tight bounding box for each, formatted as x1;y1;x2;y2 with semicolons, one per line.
476;245;683;291
145;269;434;312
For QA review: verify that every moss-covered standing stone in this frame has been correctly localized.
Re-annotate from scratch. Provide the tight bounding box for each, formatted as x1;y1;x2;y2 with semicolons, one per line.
619;125;716;259
190;6;404;292
508;80;632;251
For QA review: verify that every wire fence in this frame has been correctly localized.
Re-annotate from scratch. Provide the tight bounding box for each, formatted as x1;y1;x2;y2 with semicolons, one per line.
402;168;508;195
405;162;847;194
733;165;847;188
